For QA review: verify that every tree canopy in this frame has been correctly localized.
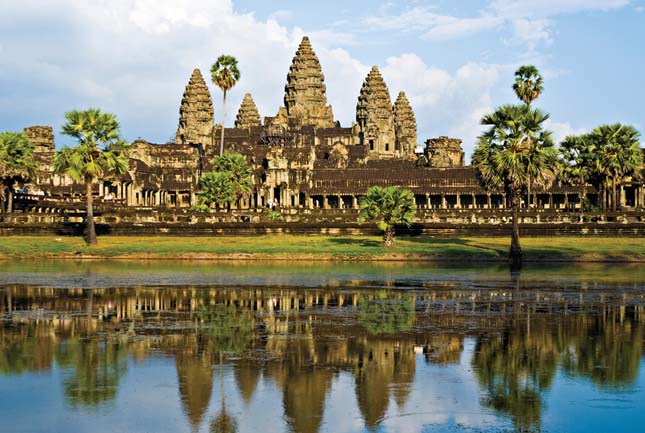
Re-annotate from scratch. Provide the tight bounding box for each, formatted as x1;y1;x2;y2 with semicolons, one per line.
472;103;557;264
211;55;241;156
54;108;129;244
358;186;416;247
512;65;544;106
0;131;37;212
197;152;253;208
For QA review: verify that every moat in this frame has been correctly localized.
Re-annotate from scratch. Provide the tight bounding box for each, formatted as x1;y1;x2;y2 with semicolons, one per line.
1;262;644;433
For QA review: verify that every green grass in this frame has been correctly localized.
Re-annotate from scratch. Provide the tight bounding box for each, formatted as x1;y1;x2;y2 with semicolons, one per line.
0;235;643;261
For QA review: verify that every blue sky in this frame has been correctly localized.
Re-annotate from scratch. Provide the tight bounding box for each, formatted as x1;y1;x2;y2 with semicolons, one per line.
0;0;643;159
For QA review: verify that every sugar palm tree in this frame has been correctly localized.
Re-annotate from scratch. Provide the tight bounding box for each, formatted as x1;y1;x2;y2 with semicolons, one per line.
358;186;417;247
0;131;37;213
54;109;129;245
512;65;543;106
591;124;642;211
513;65;545;206
211;55;241;156
472;104;557;265
198;152;253;209
211;152;253;203
560;134;597;209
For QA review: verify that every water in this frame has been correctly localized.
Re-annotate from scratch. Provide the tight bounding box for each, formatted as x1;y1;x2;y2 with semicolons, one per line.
0;261;644;433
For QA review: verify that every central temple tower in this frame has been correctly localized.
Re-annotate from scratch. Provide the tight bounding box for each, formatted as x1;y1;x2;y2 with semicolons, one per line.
280;36;335;128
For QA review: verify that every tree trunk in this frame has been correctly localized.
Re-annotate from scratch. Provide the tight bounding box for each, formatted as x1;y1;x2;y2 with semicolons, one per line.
220;90;227;156
509;190;522;267
85;179;97;245
383;226;394;247
612;177;617;212
7;189;13;214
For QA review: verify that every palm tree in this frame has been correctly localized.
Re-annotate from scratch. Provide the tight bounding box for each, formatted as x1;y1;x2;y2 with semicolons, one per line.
513;65;544;206
211;152;253;204
358;186;417;247
472;104;557;265
211;55;241;156
560;134;597;210
54;109;129;245
512;65;543;106
0;132;37;213
591;124;642;211
198;152;253;209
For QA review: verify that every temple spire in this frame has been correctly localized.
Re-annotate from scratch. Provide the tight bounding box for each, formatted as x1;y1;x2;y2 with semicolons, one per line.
175;68;214;147
234;93;261;129
356;66;395;156
282;36;335;128
393;91;417;158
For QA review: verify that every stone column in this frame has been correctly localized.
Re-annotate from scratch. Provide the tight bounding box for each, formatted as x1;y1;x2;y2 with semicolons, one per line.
441;194;446;209
487;194;491;209
456;194;461;209
323;196;328;209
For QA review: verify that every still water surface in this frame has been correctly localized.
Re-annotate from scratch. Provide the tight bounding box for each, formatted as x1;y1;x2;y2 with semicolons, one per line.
1;261;644;433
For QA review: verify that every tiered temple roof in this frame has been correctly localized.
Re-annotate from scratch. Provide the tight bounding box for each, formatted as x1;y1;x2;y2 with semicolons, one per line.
234;93;262;129
356;66;396;156
282;36;335;128
393;91;417;158
175;69;214;148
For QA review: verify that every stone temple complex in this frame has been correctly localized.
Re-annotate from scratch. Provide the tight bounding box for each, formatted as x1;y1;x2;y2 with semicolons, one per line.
18;36;645;212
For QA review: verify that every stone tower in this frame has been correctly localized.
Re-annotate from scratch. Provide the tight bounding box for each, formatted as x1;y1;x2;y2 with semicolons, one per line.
424;137;465;167
234;93;262;129
175;68;214;147
393;91;417;158
282;36;335;128
356;66;395;157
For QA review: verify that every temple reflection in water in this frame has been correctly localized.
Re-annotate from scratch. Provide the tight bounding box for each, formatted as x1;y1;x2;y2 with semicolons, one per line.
1;285;645;433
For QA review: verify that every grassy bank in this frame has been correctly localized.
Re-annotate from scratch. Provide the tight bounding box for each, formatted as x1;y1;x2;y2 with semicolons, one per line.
0;235;643;262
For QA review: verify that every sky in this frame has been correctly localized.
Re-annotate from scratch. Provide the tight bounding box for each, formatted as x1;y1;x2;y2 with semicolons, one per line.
0;0;643;160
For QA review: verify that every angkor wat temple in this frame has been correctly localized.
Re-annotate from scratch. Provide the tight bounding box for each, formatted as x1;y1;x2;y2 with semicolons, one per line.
20;36;644;212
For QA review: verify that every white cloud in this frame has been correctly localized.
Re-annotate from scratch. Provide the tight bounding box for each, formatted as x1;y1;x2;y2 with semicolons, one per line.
545;120;588;145
357;1;630;49
381;54;504;158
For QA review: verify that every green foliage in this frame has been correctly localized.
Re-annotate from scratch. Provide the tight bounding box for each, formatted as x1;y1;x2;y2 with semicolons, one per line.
197;304;253;355
513;65;544;106
54;109;129;182
0;131;37;182
358;186;416;246
560;124;642;210
198;171;235;207
211;55;241;92
198;152;253;207
357;294;416;335
473;104;558;195
267;209;282;221
592;124;642;183
189;203;211;213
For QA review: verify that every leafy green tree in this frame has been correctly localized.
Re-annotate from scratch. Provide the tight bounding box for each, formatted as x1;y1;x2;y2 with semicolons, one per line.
198;171;236;208
591;124;642;211
54;109;129;245
358;186;417;247
513;65;543;106
0;131;37;213
198;152;253;209
472;104;557;264
211;55;241;156
211;152;253;200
